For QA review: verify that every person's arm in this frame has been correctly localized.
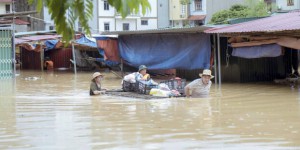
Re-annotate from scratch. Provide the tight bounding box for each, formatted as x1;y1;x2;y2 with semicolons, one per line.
184;79;198;97
93;90;105;95
184;86;191;97
90;82;105;95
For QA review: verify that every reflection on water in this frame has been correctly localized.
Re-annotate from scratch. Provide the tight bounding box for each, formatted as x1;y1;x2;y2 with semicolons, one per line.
0;70;300;149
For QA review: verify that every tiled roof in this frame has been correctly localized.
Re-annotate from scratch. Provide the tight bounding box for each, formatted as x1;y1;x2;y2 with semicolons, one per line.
205;12;300;34
188;15;206;21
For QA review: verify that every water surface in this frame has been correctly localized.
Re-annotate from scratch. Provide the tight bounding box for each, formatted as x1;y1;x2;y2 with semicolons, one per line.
0;71;299;149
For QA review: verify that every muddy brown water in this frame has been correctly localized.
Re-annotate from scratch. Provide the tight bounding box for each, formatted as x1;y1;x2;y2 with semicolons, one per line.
0;70;300;149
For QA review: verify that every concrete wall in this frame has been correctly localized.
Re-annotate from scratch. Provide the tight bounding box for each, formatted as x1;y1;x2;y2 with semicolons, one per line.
169;0;188;20
0;3;11;14
98;0;115;17
98;0;159;31
88;0;98;33
190;0;207;15
157;0;169;28
15;0;45;31
137;18;158;30
277;0;300;10
98;18;115;31
115;19;136;31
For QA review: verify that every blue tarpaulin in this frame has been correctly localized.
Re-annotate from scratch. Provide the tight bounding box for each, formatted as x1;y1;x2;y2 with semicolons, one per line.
44;40;58;51
118;33;211;70
76;35;104;56
76;36;97;48
232;44;282;59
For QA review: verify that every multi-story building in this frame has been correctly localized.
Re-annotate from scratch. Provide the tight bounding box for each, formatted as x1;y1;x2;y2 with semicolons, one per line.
98;0;167;32
276;0;300;11
0;0;12;14
169;0;247;27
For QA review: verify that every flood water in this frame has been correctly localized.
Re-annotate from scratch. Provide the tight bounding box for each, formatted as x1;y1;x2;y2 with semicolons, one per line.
1;70;300;149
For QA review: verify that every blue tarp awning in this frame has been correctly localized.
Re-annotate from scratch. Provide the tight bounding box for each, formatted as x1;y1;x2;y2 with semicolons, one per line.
118;33;211;70
76;35;104;56
232;44;282;59
75;35;97;48
44;40;59;51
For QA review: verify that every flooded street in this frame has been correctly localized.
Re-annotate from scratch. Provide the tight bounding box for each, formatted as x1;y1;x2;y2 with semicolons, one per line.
1;71;300;149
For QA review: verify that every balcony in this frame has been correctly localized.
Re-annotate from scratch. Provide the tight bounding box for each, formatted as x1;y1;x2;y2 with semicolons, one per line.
115;11;140;19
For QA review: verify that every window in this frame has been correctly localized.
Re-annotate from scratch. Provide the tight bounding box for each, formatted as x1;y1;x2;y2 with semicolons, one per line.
123;23;129;31
49;26;55;30
181;4;186;15
141;20;148;25
104;0;109;10
195;0;202;11
287;0;294;6
104;23;110;31
5;4;10;13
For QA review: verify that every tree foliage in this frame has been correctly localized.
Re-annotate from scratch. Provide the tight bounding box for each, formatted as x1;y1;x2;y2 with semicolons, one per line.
210;0;269;24
28;0;151;44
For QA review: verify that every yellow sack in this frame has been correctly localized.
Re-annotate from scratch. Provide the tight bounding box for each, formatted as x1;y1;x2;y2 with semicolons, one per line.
142;74;150;80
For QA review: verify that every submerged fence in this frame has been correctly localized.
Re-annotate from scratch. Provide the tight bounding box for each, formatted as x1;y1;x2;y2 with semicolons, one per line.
0;27;13;79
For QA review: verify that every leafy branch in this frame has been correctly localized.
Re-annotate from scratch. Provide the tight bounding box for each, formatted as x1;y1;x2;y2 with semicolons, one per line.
28;0;151;44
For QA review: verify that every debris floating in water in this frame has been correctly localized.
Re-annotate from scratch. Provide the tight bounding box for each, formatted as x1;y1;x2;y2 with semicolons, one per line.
25;77;40;81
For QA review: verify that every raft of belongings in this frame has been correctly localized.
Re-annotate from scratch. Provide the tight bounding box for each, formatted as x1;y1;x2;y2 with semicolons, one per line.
122;77;186;98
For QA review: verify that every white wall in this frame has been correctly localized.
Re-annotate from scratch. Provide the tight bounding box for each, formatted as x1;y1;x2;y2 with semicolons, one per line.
98;18;115;31
277;0;300;10
190;0;207;15
115;19;136;31
157;0;169;28
137;18;157;30
0;3;11;14
43;6;80;31
98;0;115;16
15;25;27;33
97;0;159;31
88;0;98;33
140;0;157;17
43;7;54;31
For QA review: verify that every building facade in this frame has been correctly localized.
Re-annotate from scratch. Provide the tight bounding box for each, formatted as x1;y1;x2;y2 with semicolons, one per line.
169;0;247;28
98;0;159;32
276;0;300;11
0;0;11;14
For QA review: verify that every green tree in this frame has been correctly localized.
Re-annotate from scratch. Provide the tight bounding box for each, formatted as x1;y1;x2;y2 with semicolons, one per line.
209;0;269;25
28;0;151;44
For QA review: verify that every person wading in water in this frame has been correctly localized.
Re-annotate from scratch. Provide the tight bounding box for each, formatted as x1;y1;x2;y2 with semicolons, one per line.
90;72;107;95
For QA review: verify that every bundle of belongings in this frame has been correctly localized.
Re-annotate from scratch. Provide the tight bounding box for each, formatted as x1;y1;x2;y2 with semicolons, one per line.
122;73;184;97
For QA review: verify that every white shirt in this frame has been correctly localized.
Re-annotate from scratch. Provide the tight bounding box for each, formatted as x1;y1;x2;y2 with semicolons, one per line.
185;78;212;98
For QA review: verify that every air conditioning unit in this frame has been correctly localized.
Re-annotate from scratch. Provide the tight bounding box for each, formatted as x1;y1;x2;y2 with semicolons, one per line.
180;14;185;18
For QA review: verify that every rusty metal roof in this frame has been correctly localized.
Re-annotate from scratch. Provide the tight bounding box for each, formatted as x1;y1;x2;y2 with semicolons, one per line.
205;12;300;34
188;15;206;21
0;19;29;25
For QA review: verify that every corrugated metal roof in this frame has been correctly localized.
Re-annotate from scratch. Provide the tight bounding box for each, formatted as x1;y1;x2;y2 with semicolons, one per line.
0;0;12;3
18;35;60;41
205;12;300;34
0;19;29;25
101;26;211;35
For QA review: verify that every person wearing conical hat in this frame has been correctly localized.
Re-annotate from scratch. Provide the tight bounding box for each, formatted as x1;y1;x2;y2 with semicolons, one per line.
184;69;214;98
90;72;107;95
